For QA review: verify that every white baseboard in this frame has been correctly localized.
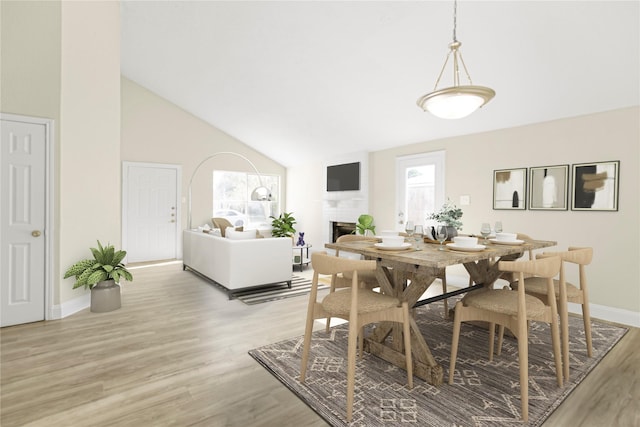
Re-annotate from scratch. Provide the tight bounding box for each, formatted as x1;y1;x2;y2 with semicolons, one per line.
49;293;90;320
568;302;640;328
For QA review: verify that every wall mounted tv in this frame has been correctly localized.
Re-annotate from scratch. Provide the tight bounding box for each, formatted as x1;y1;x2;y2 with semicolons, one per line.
327;162;360;192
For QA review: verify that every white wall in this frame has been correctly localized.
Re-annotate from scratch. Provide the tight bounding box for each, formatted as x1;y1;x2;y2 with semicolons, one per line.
120;78;287;230
290;107;640;323
1;1;121;307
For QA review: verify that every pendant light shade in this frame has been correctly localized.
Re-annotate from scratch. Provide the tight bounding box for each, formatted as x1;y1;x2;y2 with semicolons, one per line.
417;2;495;119
417;85;495;120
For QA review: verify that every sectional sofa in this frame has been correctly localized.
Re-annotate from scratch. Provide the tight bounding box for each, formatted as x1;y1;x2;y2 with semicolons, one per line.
183;230;293;298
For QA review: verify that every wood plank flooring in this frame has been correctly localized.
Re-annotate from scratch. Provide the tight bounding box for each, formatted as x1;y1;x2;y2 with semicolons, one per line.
1;262;638;426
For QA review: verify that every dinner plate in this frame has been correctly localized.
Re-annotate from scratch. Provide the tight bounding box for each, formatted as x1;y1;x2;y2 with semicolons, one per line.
489;239;525;245
446;243;486;252
374;242;412;251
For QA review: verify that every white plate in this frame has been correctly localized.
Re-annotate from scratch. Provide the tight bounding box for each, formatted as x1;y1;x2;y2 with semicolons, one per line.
446;243;486;252
489;239;525;245
374;242;412;251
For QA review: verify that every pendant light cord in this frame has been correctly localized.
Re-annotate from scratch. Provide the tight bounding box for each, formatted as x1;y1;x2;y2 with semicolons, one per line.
453;0;457;42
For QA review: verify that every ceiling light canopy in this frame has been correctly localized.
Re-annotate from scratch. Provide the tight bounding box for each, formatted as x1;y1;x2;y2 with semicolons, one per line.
417;1;495;119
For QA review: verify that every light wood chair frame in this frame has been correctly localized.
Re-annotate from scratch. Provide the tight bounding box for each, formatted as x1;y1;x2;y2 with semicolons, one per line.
325;234;380;332
511;247;593;381
300;252;413;422
449;256;564;422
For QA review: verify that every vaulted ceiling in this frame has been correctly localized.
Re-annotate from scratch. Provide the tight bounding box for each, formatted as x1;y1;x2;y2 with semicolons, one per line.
120;1;639;167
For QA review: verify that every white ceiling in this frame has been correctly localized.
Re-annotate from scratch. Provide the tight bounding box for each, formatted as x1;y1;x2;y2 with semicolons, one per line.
120;1;640;167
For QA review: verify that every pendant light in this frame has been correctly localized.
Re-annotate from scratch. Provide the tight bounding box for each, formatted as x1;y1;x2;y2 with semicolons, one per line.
416;0;495;119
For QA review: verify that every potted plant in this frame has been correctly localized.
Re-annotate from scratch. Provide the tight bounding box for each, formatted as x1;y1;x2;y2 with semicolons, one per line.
64;240;133;313
428;200;463;239
270;212;297;238
355;214;376;236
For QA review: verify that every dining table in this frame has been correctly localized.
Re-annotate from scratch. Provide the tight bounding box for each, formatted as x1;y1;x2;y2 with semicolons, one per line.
324;236;556;386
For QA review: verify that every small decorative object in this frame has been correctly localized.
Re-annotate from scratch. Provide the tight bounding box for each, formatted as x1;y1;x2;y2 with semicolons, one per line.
529;165;569;210
63;240;133;313
493;168;527;210
270;212;297;238
571;161;620;211
296;232;306;246
355;214;376;236
428;200;463;238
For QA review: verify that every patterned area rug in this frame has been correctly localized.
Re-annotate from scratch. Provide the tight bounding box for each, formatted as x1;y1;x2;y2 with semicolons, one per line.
234;275;328;305
249;300;627;426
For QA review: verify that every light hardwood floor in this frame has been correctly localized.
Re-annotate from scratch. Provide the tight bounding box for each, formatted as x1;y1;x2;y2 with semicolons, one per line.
1;262;638;426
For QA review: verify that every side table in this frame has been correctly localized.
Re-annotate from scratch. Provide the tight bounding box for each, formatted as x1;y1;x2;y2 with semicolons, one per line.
293;244;312;272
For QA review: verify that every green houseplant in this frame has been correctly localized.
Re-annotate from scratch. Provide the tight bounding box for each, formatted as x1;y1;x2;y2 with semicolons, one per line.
270;212;297;238
64;241;133;312
64;240;133;289
355;214;376;236
428;200;463;238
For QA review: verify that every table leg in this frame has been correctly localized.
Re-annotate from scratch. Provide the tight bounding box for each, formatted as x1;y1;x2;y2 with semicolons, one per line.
366;266;444;385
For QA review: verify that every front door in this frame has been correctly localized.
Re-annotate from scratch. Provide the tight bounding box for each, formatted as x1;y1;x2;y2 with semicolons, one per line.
1;117;47;327
123;162;181;263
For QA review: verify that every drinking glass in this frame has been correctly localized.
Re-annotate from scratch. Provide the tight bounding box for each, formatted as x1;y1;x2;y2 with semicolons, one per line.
480;223;492;243
494;221;503;234
414;225;424;249
404;221;415;242
435;224;448;250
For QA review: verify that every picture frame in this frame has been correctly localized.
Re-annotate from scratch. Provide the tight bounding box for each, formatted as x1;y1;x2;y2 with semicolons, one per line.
493;168;527;210
571;161;620;211
528;165;569;210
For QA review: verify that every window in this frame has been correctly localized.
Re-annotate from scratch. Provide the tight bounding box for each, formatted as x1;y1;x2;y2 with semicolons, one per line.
213;171;280;228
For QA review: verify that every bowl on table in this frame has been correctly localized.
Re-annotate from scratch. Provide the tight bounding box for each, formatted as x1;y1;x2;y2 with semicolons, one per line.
381;235;405;247
379;230;398;237
495;232;518;242
453;236;478;247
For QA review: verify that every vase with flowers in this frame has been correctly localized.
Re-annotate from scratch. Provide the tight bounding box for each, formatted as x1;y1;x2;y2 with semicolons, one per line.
427;200;463;239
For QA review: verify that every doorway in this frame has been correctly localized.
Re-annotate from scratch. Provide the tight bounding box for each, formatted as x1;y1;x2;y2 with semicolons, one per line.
395;151;445;231
1;114;54;327
122;162;182;263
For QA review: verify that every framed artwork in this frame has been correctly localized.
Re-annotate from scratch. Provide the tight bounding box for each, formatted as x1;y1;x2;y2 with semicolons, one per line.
493;168;527;210
571;161;620;211
528;165;569;210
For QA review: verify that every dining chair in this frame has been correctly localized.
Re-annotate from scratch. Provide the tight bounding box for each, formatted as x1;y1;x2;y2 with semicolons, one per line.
300;252;413;422
449;256;563;422
509;247;593;381
325;234;380;332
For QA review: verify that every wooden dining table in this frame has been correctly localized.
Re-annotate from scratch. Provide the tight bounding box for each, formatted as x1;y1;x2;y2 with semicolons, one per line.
325;236;556;386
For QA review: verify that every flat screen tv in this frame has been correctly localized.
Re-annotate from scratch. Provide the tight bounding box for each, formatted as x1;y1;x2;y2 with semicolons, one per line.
327;162;360;192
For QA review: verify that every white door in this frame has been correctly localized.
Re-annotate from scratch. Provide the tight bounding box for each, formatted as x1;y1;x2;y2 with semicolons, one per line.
396;151;445;231
123;162;181;263
1;118;46;326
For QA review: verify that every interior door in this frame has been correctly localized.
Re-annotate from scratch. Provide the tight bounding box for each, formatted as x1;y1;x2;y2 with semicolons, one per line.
123;162;180;263
396;151;445;231
1;118;46;327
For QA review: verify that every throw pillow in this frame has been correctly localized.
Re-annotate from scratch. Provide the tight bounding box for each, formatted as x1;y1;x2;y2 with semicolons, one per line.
226;228;256;240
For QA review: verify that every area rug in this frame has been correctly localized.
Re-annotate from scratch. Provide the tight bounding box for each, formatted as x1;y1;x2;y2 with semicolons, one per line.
234;275;328;305
249;300;627;426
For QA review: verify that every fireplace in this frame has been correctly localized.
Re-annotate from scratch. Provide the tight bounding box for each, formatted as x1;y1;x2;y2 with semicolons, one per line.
330;221;356;242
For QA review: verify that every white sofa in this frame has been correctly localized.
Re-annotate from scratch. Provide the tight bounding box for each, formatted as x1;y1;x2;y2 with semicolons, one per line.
183;230;292;298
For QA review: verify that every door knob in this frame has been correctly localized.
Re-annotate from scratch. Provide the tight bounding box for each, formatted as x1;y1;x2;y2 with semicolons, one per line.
32;230;42;237
170;220;176;223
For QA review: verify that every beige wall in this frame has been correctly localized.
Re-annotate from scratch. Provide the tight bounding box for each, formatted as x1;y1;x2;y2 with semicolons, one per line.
120;77;287;230
291;107;640;318
1;1;121;306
